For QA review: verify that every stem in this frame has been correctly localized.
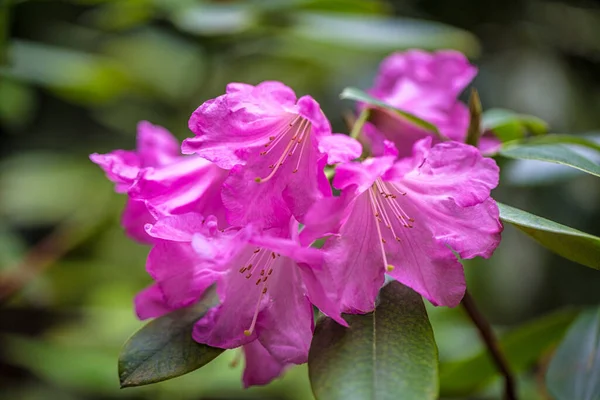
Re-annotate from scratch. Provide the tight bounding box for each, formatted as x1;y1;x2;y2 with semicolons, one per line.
465;88;482;147
349;108;370;140
461;290;517;400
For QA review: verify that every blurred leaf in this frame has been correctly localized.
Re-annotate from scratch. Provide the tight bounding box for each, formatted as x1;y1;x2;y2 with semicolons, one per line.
308;281;438;400
292;12;480;56
483;108;548;142
171;4;257;36
0;78;36;129
119;286;223;388
440;308;578;396
504;134;600;153
0;154;109;225
103;28;205;102
498;203;600;270
82;0;153;31
340;87;442;137
499;143;600;177
0;40;130;104
255;0;387;13
546;308;600;400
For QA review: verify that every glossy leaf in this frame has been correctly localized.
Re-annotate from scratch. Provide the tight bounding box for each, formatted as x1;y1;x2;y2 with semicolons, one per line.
504;134;600;153
340;87;442;136
498;203;600;270
308;281;438;400
118;287;224;388
546;308;600;400
499;143;600;177
440;308;577;396
482;108;548;142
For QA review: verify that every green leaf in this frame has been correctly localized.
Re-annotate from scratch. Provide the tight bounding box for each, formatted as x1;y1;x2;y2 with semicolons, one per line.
118;287;224;388
340;87;442;137
504;134;600;153
546;308;600;400
499;143;600;178
308;281;439;400
482;108;548;142
440;308;578;396
292;12;480;56
498;203;600;270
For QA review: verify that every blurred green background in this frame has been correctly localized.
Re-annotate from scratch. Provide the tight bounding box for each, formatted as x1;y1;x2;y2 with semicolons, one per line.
1;0;599;399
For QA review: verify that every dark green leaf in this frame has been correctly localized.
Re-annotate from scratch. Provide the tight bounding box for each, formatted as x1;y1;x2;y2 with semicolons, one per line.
340;87;442;137
546;308;600;400
482;108;548;142
308;281;438;400
504;134;600;153
498;203;600;270
118;287;224;388
499;143;600;177
440;308;577;396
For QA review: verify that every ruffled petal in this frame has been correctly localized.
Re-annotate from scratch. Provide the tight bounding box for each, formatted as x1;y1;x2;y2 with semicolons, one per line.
136;121;180;167
385;139;500;208
89;150;140;193
242;340;287;388
332;156;395;193
147;241;223;309
134;284;171;320
184;82;297;169
317;134;362;164
129;157;228;226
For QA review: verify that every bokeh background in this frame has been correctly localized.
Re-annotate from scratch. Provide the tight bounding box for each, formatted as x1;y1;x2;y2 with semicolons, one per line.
1;0;600;399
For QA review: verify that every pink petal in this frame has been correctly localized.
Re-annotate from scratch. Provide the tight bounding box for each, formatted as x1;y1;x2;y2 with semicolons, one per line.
320;193;386;313
317;134;362;164
121;199;155;244
242;340;287;388
136;121;180;167
134;284;171;320
256;257;314;364
89;150;140;193
386;139;500;207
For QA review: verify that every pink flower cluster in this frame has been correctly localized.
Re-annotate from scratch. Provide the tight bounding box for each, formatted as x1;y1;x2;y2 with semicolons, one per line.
91;50;502;387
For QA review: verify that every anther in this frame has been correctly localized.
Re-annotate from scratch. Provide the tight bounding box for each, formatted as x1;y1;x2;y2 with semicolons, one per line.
269;136;275;141
262;287;267;294
260;270;265;276
255;278;261;285
254;249;260;253
382;239;386;244
386;265;395;272
239;267;246;273
245;273;252;279
268;269;273;275
271;252;276;259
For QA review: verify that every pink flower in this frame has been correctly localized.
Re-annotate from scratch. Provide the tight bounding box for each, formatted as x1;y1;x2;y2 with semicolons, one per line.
364;50;499;156
183;81;361;229
302;138;502;312
135;285;292;387
136;212;343;387
90;121;228;242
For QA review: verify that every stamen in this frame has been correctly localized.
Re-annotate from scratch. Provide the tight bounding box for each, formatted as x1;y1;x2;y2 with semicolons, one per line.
368;189;392;272
244;288;265;336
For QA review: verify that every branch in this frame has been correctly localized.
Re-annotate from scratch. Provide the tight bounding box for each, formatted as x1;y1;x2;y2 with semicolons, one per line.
461;290;517;400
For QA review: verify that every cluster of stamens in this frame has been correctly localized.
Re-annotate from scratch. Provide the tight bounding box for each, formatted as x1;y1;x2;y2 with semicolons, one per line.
239;248;281;336
255;115;312;183
368;178;415;272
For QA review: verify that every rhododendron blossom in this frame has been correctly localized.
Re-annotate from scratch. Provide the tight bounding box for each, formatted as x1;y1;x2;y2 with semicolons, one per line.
183;81;361;229
363;50;500;156
90;121;228;242
303;138;502;312
135;212;343;386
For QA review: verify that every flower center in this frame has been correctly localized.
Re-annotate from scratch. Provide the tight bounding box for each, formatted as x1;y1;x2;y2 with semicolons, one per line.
254;115;312;183
239;247;280;336
367;178;415;272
